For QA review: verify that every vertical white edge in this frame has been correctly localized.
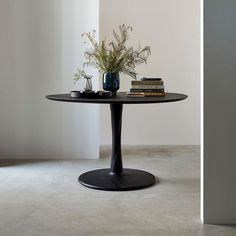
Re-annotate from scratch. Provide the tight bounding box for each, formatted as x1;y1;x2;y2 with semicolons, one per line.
98;0;101;156
200;0;204;223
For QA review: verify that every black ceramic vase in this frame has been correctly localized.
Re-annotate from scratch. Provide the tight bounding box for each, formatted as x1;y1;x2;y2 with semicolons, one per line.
103;73;120;96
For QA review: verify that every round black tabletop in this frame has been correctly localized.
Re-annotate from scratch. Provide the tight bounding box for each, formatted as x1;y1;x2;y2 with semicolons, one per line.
46;92;188;104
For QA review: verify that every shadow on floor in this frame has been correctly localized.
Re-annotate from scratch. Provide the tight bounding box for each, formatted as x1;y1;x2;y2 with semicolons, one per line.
0;159;52;167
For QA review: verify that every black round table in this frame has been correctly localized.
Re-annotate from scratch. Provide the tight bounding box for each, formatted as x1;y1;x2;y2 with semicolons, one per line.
46;92;187;191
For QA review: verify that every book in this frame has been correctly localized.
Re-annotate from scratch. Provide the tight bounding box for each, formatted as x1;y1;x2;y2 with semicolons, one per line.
141;77;162;81
131;85;165;89
130;88;165;92
126;92;165;97
143;92;165;97
131;80;164;85
126;92;145;97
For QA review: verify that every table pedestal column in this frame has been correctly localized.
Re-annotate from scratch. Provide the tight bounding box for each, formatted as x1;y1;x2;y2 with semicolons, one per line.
110;104;123;174
79;103;156;191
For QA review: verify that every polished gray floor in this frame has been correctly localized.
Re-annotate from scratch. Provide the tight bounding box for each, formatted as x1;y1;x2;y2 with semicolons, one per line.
0;146;235;236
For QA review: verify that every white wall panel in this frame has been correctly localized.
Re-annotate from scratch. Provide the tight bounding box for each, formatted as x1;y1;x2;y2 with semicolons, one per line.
100;0;200;145
0;0;99;159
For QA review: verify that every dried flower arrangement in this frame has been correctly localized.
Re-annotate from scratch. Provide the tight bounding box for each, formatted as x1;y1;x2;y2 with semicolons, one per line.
74;24;151;81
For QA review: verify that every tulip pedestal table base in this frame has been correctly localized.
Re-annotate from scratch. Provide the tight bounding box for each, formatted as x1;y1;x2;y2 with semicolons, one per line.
79;103;155;190
46;92;187;191
79;168;156;191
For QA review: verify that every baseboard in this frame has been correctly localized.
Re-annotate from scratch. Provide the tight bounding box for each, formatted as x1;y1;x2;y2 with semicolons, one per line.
100;145;200;158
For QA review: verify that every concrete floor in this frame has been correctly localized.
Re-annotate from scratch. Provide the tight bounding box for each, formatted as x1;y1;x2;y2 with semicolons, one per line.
0;146;235;236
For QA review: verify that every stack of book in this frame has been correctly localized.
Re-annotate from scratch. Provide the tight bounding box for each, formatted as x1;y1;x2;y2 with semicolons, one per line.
127;78;165;97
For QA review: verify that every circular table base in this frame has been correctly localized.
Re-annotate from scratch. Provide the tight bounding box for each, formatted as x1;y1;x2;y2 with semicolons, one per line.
79;168;156;191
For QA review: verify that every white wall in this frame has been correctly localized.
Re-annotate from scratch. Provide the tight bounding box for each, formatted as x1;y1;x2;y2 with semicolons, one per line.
0;0;100;159
100;0;200;145
203;0;236;224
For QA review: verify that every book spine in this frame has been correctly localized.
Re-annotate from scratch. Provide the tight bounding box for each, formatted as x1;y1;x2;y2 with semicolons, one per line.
126;92;145;97
141;77;162;81
131;85;164;89
126;92;165;97
131;81;164;85
126;94;145;97
130;88;165;92
144;92;165;97
132;85;164;89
